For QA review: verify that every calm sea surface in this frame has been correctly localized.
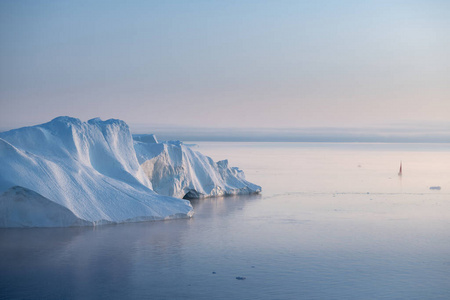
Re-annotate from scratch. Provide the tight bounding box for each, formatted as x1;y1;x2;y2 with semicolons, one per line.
1;143;449;299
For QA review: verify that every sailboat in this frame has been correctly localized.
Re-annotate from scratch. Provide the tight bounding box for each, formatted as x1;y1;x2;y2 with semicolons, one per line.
398;161;402;176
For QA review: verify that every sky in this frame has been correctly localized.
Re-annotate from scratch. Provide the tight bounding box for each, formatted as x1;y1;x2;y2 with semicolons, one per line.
0;0;449;141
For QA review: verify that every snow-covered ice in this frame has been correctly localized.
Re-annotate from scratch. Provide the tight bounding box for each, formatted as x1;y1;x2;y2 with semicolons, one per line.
133;134;158;144
133;138;261;199
0;186;92;228
0;117;193;227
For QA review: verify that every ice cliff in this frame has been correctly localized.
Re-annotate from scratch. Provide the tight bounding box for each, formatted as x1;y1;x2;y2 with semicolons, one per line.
0;117;193;227
133;136;261;199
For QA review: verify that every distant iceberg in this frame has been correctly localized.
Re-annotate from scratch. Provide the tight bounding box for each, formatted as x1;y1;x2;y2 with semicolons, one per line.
0;117;193;227
429;186;441;190
133;136;261;199
133;133;158;144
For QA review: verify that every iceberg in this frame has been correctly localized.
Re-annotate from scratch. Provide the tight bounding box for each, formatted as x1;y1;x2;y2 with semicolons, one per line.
0;117;193;227
0;186;92;228
133;137;261;199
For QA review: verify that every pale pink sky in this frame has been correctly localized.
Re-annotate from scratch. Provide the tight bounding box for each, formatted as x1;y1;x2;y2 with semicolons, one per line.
1;0;449;132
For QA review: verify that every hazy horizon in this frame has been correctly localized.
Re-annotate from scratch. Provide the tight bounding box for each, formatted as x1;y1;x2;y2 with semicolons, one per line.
1;1;449;136
132;123;450;143
0;116;449;143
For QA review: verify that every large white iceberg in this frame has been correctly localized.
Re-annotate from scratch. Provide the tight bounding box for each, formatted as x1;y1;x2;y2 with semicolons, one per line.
133;136;261;199
0;117;193;227
0;186;92;228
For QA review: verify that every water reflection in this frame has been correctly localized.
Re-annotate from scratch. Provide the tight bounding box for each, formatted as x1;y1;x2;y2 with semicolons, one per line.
2;141;449;299
189;194;261;217
0;194;261;300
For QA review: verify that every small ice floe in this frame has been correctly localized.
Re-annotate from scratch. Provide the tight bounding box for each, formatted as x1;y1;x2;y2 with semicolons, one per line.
430;186;441;190
236;277;246;280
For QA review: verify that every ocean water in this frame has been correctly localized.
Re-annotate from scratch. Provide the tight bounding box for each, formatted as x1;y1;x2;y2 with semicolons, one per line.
1;143;449;299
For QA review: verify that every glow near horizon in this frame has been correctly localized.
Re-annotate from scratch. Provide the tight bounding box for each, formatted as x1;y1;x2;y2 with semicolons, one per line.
0;0;449;130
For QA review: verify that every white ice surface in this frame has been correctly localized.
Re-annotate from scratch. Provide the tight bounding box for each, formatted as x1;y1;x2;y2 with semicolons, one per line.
0;117;193;227
133;134;158;144
0;186;92;228
133;139;261;199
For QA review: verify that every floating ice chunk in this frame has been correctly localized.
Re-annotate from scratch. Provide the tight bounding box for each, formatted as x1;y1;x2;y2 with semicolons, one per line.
429;186;441;190
133;134;158;144
133;136;261;199
0;186;93;228
0;117;193;228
